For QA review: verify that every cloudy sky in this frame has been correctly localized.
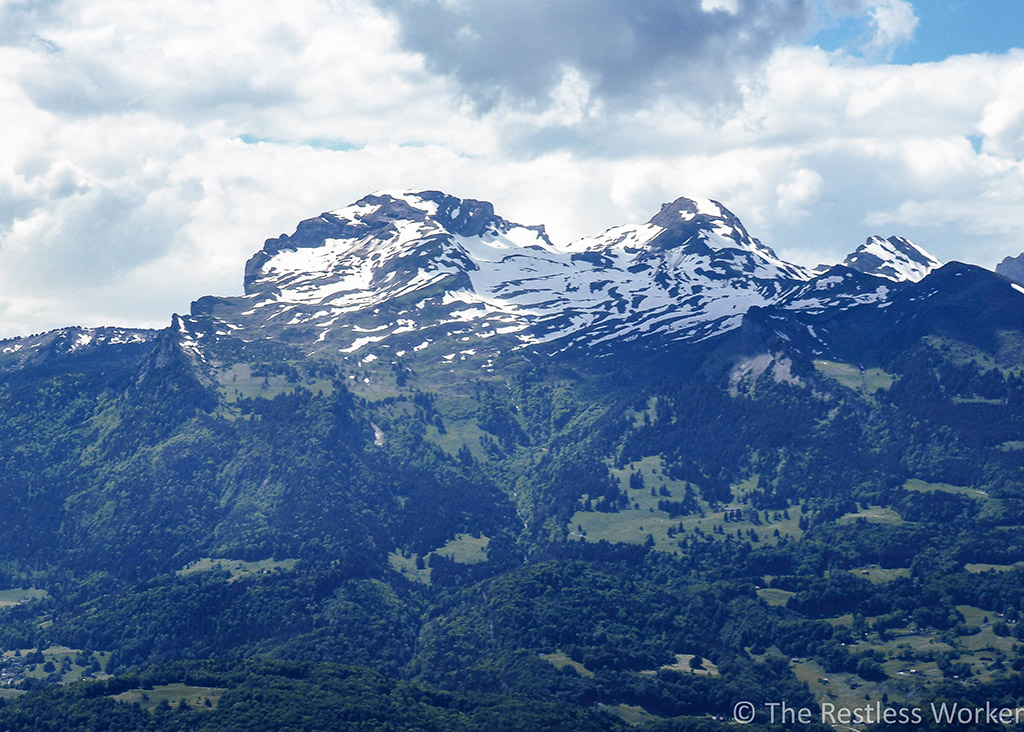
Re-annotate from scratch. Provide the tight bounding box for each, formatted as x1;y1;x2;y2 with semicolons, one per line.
1;0;1023;337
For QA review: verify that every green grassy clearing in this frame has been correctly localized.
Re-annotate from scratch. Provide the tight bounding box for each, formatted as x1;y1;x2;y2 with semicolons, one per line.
569;458;804;553
904;479;988;500
958;605;993;626
952;395;1005;404
883;660;942;681
539;651;595;678
824;613;854;628
922;336;1001;372
757;588;795;607
779;607;999;705
793;656;928;709
388;552;431;585
906;605;1016;682
814;603;1016;692
0;588;49;607
657;653;720;677
609;456;696;498
730;474;759;498
350;346;501;403
995;330;1024;370
568;501;804;552
837;506;905;525
849;567;911;584
965;562;1022;573
3;647;112;684
624;397;659;429
346;371;405;402
923;333;1024;376
867;630;954;658
598;703;657;726
424;419;487;459
791;659;878;710
112;683;225;712
435;533;490;564
389;534;490;585
177;557;297;581
813;360;894;393
214;363;336;405
568;509;681;554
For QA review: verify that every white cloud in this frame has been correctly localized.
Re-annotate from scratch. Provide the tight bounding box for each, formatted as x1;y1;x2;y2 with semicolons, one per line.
864;0;918;58
979;63;1024;159
776;168;824;220
701;0;738;13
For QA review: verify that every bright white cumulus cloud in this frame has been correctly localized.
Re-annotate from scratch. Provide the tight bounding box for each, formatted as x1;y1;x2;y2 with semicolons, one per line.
0;0;1023;338
866;0;919;55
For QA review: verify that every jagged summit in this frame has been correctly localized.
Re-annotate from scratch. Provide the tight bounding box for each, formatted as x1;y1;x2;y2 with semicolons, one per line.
194;190;840;358
644;197;803;273
841;235;941;282
243;190;554;297
181;190;972;361
572;196;811;281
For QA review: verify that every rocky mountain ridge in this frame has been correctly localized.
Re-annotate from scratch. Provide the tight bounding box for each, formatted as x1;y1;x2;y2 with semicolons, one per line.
181;190;958;361
5;189;1022;370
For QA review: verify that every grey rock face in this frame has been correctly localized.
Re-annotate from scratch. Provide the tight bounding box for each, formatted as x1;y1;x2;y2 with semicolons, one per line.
997;253;1024;285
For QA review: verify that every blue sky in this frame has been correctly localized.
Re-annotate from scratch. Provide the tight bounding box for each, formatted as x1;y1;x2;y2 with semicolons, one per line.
0;0;1023;337
813;1;1024;62
901;2;1024;61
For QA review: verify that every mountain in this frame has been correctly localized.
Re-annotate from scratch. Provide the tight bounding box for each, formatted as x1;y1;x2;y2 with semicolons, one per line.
190;190;817;357
2;190;957;368
181;190;956;364
2;190;1024;732
840;235;942;282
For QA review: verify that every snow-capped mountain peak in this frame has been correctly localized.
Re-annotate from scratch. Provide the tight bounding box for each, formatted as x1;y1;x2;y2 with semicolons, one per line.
841;235;941;282
189;191;936;360
644;196;770;255
241;190;555;306
572;196;812;282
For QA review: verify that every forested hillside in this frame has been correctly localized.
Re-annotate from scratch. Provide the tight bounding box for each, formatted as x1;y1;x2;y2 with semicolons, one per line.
2;292;1024;730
